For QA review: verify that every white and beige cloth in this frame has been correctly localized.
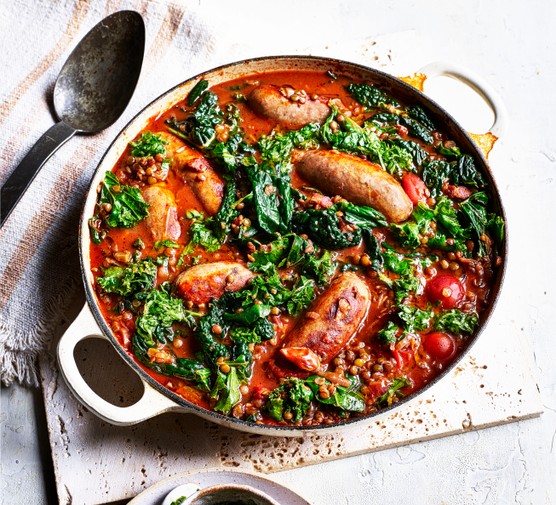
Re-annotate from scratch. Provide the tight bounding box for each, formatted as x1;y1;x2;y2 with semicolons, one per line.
0;0;422;386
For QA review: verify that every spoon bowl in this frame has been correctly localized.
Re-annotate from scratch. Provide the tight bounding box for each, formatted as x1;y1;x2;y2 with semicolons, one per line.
53;11;144;132
0;10;145;227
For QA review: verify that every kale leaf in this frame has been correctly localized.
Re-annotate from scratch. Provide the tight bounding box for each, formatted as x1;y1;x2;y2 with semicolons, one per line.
320;107;413;175
129;131;168;157
293;207;361;249
187;79;209;106
97;259;157;298
407;105;436;131
247;168;286;234
335;201;388;229
306;375;365;412
376;320;402;344
434;309;479;334
397;305;433;334
376;377;411;406
346;83;400;108
132;335;211;392
96;172;149;229
167;90;223;149
421;156;486;198
135;284;197;346
266;378;314;423
211;366;242;414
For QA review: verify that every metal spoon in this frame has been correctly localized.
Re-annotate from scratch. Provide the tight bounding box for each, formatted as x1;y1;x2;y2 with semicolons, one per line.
0;10;145;227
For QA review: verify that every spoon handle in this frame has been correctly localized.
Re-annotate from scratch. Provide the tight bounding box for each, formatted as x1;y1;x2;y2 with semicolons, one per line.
1;121;76;228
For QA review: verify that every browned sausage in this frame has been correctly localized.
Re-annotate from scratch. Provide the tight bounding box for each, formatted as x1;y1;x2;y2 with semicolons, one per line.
247;84;331;127
280;272;371;371
157;131;225;216
142;185;181;241
173;261;254;305
294;149;413;223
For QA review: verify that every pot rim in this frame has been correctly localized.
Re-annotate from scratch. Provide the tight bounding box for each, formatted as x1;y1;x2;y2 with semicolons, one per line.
78;54;507;434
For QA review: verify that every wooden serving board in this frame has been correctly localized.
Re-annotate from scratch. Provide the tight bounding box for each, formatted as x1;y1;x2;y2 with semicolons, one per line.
39;289;542;505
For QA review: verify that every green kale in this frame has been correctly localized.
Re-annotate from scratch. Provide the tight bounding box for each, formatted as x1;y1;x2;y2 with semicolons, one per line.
300;249;337;285
320;107;413;175
421;159;453;198
135;284;197;346
154;239;179;250
248;234;336;286
129;131;168;157
376;320;402;344
335;201;388;229
188;79;209;106
95;172;149;229
293;207;361;250
285;276;316;317
247;168;287;234
435;309;479;334
185;210;222;253
390;139;429;167
346;82;400;108
225;303;272;325
488;214;505;254
407;105;436;131
436;142;461;158
362;230;384;272
393;275;420;304
376;377;411;406
167;90;223;149
97;259;157;298
421;156;486;198
132;335;211;392
259;123;320;167
453;155;486;188
194;302;230;365
229;318;275;344
230;264;315;318
266;378;313;423
211;366;242;414
188;91;223;147
399;115;434;144
305;375;365;412
390;203;434;250
459;191;489;256
397;304;433;334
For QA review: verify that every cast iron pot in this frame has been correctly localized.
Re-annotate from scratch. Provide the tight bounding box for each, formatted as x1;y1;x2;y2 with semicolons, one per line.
57;56;508;437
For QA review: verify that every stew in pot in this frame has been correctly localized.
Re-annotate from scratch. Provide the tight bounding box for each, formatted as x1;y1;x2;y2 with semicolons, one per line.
88;70;504;426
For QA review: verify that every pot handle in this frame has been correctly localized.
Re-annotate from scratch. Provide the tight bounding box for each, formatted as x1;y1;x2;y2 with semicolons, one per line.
57;304;183;426
418;62;508;137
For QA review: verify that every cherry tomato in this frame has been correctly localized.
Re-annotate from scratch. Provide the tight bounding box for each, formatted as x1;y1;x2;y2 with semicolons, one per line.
423;332;456;360
401;173;429;204
425;274;464;309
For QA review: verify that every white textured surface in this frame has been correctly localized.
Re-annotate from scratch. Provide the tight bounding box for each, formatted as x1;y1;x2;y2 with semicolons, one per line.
2;0;556;504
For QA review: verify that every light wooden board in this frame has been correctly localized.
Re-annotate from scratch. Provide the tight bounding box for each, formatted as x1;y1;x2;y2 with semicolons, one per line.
39;295;542;505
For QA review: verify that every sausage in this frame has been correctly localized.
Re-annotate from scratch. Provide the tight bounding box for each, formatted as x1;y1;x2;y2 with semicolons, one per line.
142;185;181;241
156;131;225;216
247;84;331;127
173;261;254;305
294;149;413;223
280;272;371;371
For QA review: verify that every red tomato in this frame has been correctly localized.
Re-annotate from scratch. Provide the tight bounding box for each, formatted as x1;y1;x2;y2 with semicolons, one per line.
425;274;464;309
401;173;429;204
423;332;456;360
392;348;414;369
